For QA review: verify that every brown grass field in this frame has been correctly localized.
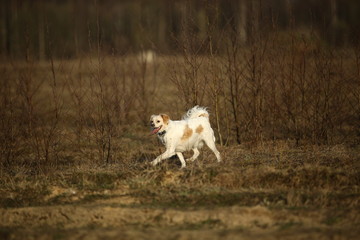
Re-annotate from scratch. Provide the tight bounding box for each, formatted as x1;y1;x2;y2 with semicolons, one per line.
1;46;360;239
1;143;359;239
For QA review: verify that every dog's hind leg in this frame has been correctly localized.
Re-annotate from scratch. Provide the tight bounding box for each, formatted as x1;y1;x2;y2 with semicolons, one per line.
186;148;200;162
176;152;186;168
204;138;221;162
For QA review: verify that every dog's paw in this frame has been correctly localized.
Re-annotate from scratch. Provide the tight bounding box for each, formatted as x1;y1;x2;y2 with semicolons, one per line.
150;160;158;166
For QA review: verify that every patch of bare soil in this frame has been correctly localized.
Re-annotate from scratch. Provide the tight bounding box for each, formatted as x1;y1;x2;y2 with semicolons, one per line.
1;197;359;240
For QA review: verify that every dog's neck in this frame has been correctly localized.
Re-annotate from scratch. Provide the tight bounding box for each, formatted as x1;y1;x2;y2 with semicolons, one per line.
157;130;166;145
157;130;166;136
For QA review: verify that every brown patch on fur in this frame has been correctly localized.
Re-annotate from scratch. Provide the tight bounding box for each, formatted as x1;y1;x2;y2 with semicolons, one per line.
195;125;204;134
181;124;193;141
199;113;209;118
161;114;170;125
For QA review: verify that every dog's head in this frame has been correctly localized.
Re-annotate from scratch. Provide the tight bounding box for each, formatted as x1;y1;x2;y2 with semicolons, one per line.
150;114;170;134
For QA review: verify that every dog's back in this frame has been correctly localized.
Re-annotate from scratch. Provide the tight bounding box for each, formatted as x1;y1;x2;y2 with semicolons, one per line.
165;107;214;152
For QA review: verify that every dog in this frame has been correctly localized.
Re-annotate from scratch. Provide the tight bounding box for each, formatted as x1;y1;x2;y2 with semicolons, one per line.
149;106;221;168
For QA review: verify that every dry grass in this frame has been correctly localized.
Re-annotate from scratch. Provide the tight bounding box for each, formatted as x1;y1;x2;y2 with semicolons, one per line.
0;143;359;239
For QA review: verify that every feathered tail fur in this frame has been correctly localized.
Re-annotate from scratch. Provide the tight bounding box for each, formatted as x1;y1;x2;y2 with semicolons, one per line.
183;106;209;120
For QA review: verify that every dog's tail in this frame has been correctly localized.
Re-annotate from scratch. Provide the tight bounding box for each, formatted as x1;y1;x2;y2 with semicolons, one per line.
183;106;209;120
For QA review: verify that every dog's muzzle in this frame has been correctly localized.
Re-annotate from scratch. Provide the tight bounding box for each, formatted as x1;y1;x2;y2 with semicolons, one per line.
151;126;162;135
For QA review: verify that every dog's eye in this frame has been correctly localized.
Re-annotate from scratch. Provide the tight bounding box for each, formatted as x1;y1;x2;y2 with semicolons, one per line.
156;120;160;123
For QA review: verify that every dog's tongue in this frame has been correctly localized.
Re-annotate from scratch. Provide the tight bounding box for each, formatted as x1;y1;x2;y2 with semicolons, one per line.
151;127;160;134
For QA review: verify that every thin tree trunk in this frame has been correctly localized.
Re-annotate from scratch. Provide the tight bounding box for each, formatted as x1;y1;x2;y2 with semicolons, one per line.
238;0;247;44
330;0;339;44
38;0;45;61
2;0;12;57
1;0;7;56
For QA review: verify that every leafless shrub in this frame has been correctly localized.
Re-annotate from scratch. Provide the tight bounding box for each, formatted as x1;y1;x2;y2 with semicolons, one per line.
0;58;63;174
0;67;21;171
223;28;245;145
170;14;208;110
134;48;159;125
169;11;360;146
346;45;360;143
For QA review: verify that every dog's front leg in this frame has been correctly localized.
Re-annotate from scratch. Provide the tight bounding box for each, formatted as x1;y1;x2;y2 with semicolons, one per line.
150;149;175;166
176;152;186;168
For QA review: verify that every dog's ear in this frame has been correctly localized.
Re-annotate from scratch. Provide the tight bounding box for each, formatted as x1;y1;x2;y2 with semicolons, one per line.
160;114;170;125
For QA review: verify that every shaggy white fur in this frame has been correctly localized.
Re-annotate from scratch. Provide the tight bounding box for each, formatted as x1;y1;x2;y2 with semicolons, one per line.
149;106;221;168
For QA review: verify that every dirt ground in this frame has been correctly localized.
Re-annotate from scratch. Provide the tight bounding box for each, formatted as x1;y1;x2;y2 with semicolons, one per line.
0;203;354;240
1;188;359;240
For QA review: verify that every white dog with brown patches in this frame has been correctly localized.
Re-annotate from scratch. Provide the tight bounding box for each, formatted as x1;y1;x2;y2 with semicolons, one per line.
150;106;221;168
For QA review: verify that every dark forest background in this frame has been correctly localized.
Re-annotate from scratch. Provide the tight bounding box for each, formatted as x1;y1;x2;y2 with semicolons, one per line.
1;0;360;60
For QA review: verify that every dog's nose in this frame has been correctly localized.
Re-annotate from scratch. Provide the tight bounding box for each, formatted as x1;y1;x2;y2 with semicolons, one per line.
150;122;155;127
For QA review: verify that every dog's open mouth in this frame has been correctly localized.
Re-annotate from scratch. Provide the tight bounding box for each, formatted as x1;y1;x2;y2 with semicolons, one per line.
151;126;162;134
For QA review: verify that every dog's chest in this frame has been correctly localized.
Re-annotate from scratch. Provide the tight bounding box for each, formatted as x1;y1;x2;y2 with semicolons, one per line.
157;134;166;145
